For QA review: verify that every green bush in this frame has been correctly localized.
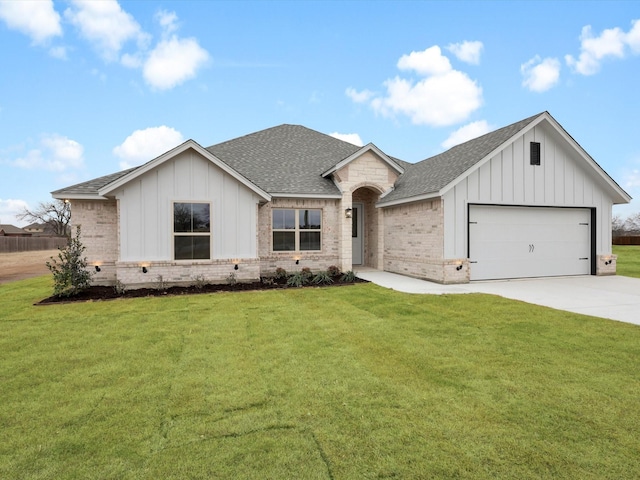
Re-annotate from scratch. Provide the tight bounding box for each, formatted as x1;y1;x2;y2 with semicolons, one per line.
313;270;334;285
287;271;310;287
46;226;93;297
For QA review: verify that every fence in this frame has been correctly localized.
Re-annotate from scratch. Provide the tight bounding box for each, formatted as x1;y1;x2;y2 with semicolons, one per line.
0;236;68;253
613;236;640;246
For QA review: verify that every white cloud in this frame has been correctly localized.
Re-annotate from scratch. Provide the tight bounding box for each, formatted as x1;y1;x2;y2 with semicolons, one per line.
349;46;482;127
12;134;84;172
626;19;640;53
143;36;209;90
49;45;68;60
156;10;179;35
447;41;483;65
397;46;452;76
65;0;148;62
521;55;561;92
0;198;29;225
0;0;62;45
113;126;185;169
565;23;631;75
441;120;493;149
329;133;364;146
345;87;374;103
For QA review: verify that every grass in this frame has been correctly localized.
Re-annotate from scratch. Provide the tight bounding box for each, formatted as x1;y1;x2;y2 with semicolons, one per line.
1;275;639;479
613;245;640;278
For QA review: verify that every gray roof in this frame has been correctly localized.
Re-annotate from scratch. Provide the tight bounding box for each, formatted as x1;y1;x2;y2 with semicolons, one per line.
380;112;544;204
52;113;545;203
52;168;137;198
206;124;362;195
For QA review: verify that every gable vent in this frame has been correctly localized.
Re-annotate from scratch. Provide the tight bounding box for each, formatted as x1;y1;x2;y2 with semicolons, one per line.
530;142;541;166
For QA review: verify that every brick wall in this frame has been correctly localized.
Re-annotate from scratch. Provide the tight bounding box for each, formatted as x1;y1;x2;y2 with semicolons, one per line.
257;198;342;274
382;198;470;284
70;199;119;285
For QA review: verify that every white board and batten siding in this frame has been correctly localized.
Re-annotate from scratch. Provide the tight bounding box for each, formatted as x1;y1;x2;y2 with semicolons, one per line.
443;121;614;276
115;149;261;262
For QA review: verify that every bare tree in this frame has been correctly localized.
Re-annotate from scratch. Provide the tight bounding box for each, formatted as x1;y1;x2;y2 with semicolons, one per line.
17;200;71;237
612;214;627;236
625;212;640;235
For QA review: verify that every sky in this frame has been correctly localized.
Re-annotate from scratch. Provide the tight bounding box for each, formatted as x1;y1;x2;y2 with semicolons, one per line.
1;0;639;226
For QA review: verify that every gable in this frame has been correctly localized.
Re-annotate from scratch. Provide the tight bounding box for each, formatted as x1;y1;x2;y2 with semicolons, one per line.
331;149;401;193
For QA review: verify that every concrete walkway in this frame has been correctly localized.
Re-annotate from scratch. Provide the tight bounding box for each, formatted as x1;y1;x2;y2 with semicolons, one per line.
356;268;640;326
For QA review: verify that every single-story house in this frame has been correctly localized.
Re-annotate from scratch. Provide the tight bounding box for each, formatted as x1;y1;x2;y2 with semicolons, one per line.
52;111;631;287
0;224;31;237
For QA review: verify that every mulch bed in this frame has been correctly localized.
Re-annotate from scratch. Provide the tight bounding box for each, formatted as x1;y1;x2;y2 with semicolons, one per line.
37;275;368;305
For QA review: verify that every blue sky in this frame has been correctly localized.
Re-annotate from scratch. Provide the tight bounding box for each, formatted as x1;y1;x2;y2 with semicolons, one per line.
1;0;639;225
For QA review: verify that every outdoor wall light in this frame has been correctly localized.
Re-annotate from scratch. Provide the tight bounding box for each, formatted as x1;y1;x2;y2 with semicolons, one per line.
295;259;300;265
142;266;148;274
605;259;613;265
456;264;463;271
94;265;101;272
234;263;239;270
345;208;353;218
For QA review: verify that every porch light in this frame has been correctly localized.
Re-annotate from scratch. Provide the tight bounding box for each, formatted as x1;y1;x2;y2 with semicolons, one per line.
142;266;148;274
295;259;300;265
455;261;463;271
234;263;239;270
94;265;101;272
345;208;353;218
605;258;613;265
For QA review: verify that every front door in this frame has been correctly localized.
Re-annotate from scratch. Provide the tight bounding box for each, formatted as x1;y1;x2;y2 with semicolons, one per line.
352;203;363;265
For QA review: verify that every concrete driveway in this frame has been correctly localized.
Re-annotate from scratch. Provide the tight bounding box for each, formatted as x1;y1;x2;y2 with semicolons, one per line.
356;269;640;326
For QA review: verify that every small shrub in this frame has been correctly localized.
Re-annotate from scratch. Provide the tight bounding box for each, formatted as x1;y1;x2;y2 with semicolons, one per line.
287;271;309;287
313;270;334;285
301;267;312;279
261;276;275;286
341;270;357;283
327;265;341;277
226;272;237;285
192;274;207;291
46;226;93;297
275;267;287;279
113;280;127;296
155;275;166;291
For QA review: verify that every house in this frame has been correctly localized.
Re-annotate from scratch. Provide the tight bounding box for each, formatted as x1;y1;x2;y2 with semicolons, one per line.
52;111;631;287
23;222;61;236
0;224;31;237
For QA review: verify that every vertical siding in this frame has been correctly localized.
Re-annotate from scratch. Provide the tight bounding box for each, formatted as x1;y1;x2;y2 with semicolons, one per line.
443;122;615;258
117;150;260;261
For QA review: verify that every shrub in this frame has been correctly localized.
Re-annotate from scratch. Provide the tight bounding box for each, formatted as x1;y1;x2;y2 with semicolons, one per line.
226;272;237;285
274;267;287;279
301;267;313;279
192;274;207;291
113;280;127;296
46;226;93;297
341;270;357;283
287;271;310;287
327;265;341;277
313;271;334;285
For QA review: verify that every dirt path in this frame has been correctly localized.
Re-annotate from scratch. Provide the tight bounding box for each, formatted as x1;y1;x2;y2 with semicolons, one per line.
0;250;58;284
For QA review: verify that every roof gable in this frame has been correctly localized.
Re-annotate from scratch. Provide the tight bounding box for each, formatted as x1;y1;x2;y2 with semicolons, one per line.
321;143;405;178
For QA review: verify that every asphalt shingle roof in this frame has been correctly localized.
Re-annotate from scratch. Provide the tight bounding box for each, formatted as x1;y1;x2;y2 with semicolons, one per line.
206;124;361;195
51;114;546;203
380;112;544;204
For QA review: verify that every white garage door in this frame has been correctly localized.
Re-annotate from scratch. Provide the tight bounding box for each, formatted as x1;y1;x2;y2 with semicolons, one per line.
468;205;592;281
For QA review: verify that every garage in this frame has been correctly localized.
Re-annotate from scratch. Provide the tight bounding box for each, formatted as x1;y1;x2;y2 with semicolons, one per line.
468;205;593;281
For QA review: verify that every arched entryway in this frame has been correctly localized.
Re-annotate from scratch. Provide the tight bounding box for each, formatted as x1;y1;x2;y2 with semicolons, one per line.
351;186;383;269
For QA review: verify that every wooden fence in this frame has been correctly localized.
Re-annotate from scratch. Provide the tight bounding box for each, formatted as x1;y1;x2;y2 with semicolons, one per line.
0;236;68;253
613;236;640;246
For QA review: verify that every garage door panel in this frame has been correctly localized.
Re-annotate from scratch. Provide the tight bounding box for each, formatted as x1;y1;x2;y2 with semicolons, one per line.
469;205;592;281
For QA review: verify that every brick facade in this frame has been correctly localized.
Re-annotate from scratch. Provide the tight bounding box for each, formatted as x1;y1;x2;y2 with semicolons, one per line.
383;199;469;284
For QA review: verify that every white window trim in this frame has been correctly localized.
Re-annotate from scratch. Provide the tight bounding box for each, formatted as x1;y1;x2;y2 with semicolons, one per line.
272;208;322;252
172;201;212;261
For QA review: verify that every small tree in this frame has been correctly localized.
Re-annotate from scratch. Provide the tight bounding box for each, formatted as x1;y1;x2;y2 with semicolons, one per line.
46;226;93;297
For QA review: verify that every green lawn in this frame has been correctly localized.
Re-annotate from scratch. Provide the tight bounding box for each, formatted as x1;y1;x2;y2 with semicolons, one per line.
613;245;640;278
1;276;639;479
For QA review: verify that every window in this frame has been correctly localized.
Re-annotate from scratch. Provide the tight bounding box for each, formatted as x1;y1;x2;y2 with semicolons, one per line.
174;202;210;260
530;141;541;166
272;208;321;251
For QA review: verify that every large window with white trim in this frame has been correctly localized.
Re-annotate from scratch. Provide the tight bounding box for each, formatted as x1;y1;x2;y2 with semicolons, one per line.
173;202;211;260
272;208;322;251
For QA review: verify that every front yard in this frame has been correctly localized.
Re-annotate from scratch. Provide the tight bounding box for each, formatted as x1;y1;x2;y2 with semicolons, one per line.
1;274;639;479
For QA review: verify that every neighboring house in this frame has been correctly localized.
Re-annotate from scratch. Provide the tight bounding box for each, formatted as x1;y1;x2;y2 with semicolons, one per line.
52;111;631;287
23;222;60;236
0;225;31;237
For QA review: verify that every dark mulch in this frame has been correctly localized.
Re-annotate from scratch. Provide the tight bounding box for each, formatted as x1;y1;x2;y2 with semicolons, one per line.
37;275;368;305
